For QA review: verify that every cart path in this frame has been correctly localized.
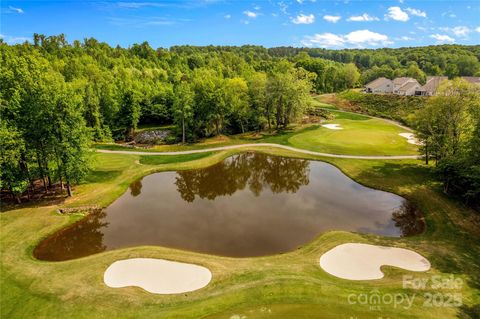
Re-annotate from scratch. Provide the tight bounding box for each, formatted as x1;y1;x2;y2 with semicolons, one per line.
97;143;419;160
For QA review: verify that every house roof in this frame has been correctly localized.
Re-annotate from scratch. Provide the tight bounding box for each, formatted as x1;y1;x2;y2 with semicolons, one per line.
461;76;480;84
418;76;448;93
398;81;419;92
365;77;391;89
393;77;415;86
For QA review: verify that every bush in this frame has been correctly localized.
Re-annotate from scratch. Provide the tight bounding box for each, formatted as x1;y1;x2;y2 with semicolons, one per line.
164;135;178;145
339;91;427;125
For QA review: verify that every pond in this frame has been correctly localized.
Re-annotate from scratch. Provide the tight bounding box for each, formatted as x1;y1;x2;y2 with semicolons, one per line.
34;153;424;261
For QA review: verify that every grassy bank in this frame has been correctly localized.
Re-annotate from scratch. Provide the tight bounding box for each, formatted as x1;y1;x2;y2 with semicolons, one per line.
94;106;418;157
326;91;427;126
1;147;479;318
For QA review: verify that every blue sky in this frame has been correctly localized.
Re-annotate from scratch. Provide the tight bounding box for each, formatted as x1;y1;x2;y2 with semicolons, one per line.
1;0;479;49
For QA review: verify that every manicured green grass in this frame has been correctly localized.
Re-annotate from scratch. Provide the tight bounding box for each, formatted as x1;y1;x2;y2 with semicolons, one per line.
1;147;479;319
288;111;418;156
139;152;214;165
94;108;417;157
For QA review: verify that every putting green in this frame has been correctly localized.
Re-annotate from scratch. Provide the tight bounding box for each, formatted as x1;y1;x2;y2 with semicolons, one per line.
289;111;418;156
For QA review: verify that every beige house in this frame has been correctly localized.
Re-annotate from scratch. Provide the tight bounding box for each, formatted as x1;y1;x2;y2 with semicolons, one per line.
461;76;480;85
364;77;393;93
397;80;421;96
415;76;448;96
365;75;477;96
393;77;415;93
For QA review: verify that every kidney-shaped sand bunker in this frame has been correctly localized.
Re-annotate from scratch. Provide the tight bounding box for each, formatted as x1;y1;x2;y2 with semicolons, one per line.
104;258;212;294
319;243;430;280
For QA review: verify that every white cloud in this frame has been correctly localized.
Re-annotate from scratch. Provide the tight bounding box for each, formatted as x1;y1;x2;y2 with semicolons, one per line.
451;26;471;37
430;34;455;43
293;14;315;24
345;30;391;46
347;13;379;22
385;7;409;22
323;15;340;23
406;8;427;18
476;27;480;33
278;2;288;14
224;14;231;19
8;6;24;14
243;11;257;18
398;36;414;41
302;33;345;47
439;26;472;37
0;34;31;44
117;2;165;9
302;29;391;48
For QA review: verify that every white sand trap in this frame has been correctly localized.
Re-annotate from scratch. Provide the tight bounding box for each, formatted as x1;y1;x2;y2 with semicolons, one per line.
319;243;430;280
399;133;421;145
104;258;212;294
322;123;343;130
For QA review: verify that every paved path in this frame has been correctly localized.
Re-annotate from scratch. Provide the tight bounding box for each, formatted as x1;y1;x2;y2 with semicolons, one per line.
97;143;419;160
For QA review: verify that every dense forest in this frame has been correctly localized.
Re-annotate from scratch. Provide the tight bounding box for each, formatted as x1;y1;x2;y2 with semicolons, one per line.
1;34;479;203
269;45;480;84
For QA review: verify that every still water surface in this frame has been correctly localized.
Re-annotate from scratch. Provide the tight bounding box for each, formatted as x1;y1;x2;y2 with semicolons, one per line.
35;153;424;261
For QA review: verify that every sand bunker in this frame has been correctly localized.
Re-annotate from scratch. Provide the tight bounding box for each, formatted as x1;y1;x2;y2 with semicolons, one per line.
319;243;430;280
104;258;212;294
399;133;421;145
322;124;343;130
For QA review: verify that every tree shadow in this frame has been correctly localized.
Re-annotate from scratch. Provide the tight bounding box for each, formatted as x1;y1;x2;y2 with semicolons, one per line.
83;170;122;183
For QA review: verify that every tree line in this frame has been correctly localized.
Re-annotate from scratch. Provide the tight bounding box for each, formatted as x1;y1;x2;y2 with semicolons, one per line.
414;79;480;209
269;44;480;84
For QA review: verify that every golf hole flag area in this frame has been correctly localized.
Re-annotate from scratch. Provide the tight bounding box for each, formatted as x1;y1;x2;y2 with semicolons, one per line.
319;243;431;280
104;258;212;294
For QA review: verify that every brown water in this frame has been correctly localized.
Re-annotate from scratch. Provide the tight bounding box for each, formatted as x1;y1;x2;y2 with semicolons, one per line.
34;153;424;261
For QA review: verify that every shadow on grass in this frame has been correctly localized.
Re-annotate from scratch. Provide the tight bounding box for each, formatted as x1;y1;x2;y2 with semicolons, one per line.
354;161;433;189
84;170;123;183
459;303;480;319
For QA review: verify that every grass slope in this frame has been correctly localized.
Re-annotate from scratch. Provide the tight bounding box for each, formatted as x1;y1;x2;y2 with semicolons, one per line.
94;107;418;157
1;147;479;319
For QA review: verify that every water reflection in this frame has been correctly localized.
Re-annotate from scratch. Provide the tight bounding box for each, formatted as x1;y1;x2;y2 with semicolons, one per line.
129;180;142;197
392;201;425;237
34;153;425;261
35;210;108;261
175;153;310;202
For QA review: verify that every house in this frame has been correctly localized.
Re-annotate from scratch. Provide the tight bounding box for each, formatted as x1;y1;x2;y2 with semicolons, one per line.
393;77;416;94
397;80;421;96
364;77;393;93
415;76;448;96
461;76;480;85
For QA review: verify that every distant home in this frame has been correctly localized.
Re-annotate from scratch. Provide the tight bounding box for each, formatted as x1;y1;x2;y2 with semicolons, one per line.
393;77;421;96
461;76;480;85
365;76;450;96
364;77;393;94
415;76;448;96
